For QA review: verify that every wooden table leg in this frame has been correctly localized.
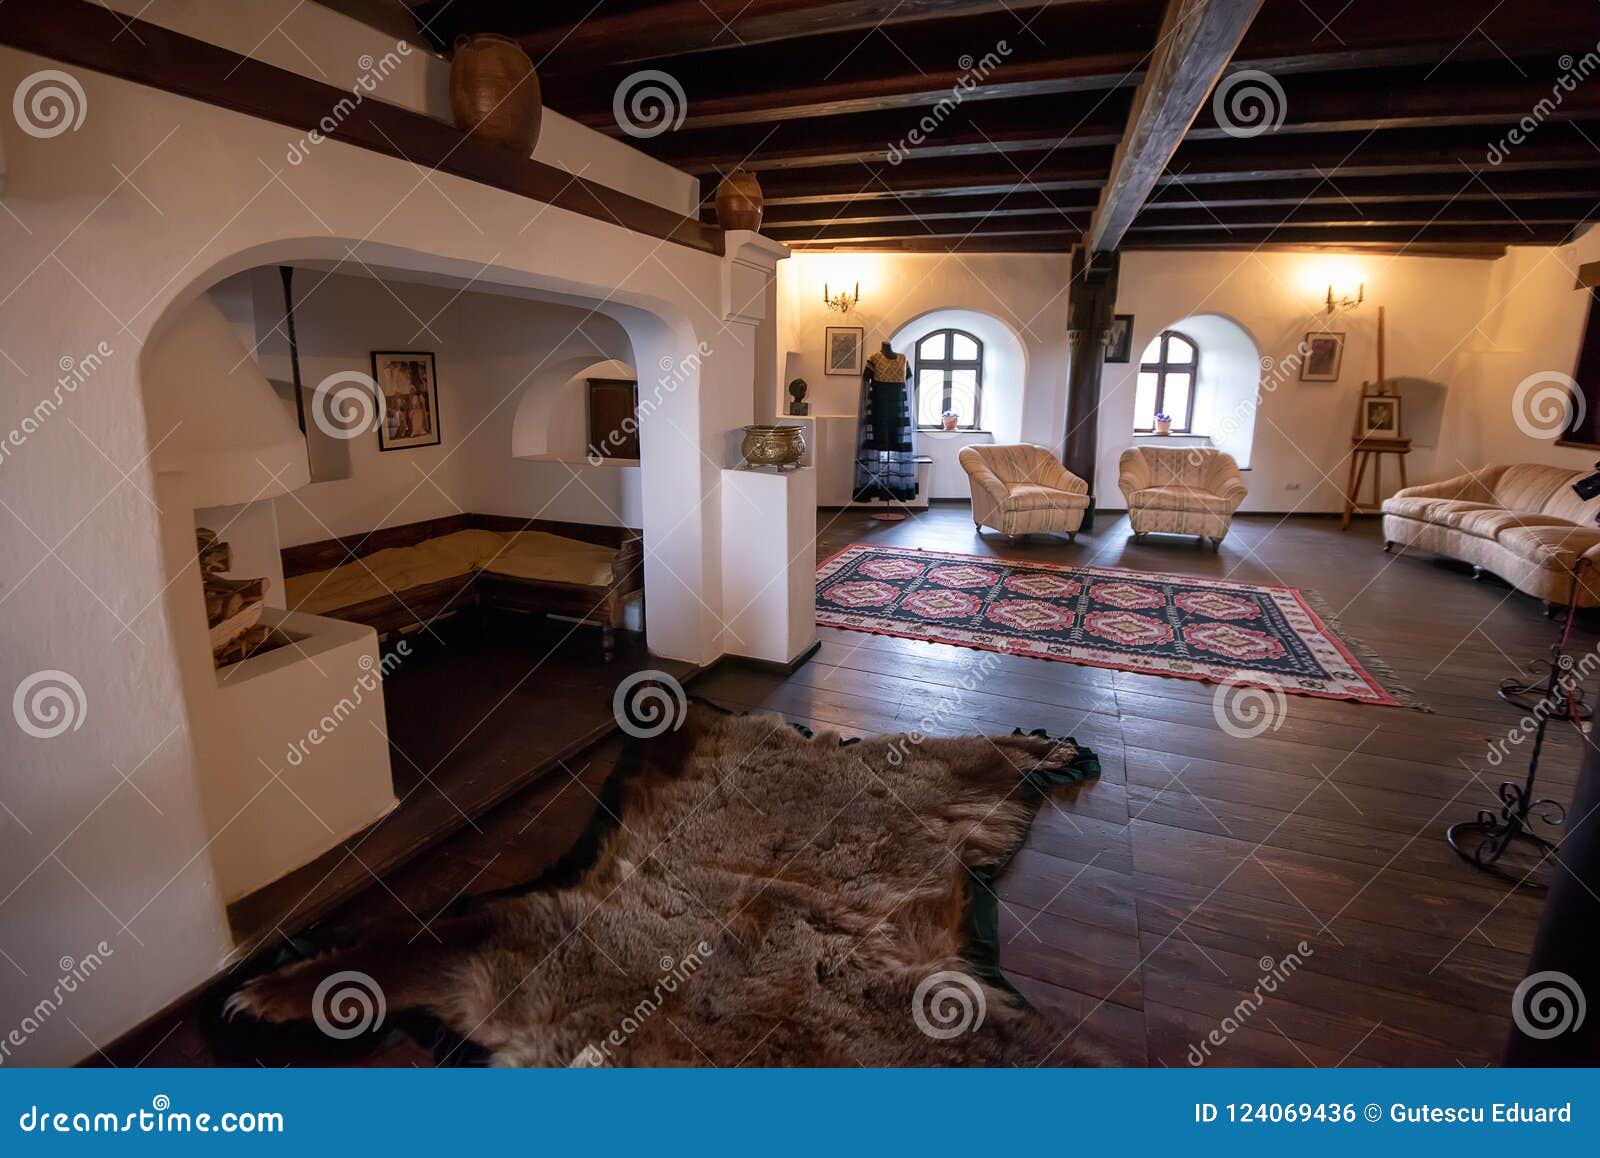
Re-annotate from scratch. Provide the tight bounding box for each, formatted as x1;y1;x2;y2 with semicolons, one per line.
1341;449;1363;530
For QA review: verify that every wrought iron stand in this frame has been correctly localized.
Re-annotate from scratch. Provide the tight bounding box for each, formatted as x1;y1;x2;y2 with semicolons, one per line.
1447;560;1588;890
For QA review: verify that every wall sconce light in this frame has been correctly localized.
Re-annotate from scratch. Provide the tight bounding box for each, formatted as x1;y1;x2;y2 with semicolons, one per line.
1326;282;1365;314
824;281;860;314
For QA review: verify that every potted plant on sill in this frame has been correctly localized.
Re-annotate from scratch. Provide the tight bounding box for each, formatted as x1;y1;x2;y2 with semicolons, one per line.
1153;413;1173;435
940;410;960;431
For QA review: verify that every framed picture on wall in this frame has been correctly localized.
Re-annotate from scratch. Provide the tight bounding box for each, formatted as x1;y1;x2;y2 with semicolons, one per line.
824;326;865;376
1299;331;1345;381
372;351;442;451
1104;314;1135;363
1358;393;1402;439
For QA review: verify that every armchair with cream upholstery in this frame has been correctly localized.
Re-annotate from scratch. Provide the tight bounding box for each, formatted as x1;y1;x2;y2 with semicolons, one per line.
1118;445;1248;550
958;443;1090;540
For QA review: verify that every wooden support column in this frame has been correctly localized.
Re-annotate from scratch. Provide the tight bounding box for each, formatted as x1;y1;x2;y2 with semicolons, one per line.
1062;246;1120;531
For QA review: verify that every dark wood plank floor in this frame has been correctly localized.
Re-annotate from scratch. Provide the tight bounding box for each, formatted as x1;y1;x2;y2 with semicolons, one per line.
115;507;1587;1067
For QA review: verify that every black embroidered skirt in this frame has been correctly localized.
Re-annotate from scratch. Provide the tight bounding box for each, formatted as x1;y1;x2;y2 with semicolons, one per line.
852;379;918;502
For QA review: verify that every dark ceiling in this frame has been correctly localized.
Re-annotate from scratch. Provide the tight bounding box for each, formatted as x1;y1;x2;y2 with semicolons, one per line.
327;0;1600;256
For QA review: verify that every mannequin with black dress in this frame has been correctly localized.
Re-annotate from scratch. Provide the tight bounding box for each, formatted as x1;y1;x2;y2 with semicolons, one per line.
852;340;918;514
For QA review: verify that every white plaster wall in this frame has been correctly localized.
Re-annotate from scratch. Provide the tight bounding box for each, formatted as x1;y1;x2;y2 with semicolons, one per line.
1466;229;1600;472
242;271;641;545
1096;251;1498;512
102;0;701;216
0;44;771;1064
778;248;1503;513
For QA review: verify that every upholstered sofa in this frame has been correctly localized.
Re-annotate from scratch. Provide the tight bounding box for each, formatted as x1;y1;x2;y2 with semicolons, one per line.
1381;464;1600;611
958;443;1090;539
1118;445;1248;550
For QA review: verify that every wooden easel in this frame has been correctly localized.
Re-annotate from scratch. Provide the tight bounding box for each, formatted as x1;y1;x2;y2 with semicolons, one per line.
1341;306;1412;530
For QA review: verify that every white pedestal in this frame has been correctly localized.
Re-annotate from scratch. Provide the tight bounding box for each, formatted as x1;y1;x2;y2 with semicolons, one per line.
720;466;818;666
205;609;398;902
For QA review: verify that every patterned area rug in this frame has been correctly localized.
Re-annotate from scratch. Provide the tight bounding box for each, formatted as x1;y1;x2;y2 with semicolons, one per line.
817;544;1419;708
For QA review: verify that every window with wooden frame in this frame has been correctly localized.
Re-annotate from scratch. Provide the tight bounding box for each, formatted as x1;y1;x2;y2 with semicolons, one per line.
914;329;983;429
1133;330;1198;433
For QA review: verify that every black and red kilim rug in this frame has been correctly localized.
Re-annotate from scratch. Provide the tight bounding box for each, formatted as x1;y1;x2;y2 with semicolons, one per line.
816;544;1420;708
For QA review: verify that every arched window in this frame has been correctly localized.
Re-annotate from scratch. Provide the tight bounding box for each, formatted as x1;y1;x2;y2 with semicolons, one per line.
914;328;983;429
1134;330;1198;433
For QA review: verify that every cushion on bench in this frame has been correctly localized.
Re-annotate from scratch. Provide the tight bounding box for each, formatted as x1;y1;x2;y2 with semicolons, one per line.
283;528;618;617
479;531;616;587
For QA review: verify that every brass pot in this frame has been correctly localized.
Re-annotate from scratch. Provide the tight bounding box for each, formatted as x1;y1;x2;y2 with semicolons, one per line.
741;424;806;469
450;34;542;151
716;169;765;232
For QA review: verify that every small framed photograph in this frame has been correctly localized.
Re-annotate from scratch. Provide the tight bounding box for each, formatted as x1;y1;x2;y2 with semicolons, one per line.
1359;394;1402;439
371;351;442;451
1300;331;1345;381
824;326;864;376
1104;314;1134;363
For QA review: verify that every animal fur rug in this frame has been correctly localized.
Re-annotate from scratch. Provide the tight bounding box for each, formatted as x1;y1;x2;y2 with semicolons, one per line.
227;701;1102;1066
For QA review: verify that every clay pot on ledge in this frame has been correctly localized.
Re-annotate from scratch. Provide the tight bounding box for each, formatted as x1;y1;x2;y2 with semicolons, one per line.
716;169;765;232
450;34;542;152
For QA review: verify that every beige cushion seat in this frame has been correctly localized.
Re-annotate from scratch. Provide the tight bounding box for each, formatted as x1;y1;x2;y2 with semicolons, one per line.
1381;463;1600;608
958;444;1090;538
284;528;619;616
1129;484;1234;515
1118;446;1248;549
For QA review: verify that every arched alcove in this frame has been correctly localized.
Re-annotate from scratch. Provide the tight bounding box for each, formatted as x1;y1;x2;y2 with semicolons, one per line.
512;357;638;461
135;242;705;909
1146;312;1262;469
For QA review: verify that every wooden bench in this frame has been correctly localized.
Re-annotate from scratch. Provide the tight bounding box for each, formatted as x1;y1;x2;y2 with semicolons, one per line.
279;514;644;660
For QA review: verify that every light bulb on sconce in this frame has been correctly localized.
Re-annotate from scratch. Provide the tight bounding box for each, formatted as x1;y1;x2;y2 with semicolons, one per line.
1326;281;1365;314
823;281;860;314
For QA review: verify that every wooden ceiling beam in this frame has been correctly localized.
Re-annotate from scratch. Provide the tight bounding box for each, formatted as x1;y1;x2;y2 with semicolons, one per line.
661;64;1600;175
764;201;1599;243
422;0;1065;69
790;236;1514;258
754;175;1600;226
537;0;1593;133
1087;0;1265;252
538;1;1164;128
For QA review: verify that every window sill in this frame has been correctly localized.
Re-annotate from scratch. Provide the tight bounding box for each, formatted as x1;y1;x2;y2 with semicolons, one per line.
916;428;993;435
1132;433;1212;446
